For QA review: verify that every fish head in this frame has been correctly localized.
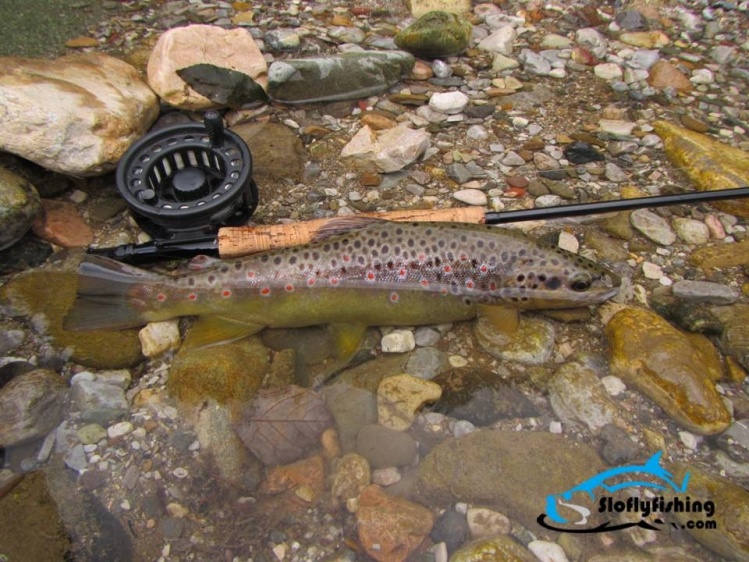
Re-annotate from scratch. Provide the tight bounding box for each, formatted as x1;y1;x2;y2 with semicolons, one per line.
497;243;621;309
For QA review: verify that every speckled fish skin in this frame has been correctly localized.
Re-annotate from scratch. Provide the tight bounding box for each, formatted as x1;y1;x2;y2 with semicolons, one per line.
66;221;620;332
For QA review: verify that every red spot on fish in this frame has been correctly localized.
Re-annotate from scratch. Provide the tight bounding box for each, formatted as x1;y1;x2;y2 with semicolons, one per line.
343;254;351;262
389;292;399;303
465;280;475;289
222;289;232;298
420;279;429;287
366;271;376;281
460;254;468;261
247;271;255;279
285;284;294;292
398;268;407;279
418;254;426;261
440;288;449;296
489;282;497;291
260;287;271;296
156;293;166;302
480;264;488;273
330;277;339;286
307;278;316;287
188;293;197;301
443;265;452;273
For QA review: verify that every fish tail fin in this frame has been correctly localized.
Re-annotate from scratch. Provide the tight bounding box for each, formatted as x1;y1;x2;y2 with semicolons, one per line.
64;255;162;331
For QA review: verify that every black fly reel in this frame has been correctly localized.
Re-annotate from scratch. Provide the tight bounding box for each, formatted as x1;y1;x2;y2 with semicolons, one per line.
99;111;258;262
117;110;257;239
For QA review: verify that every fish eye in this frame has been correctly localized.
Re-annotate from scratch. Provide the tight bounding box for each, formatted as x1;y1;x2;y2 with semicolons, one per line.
569;274;592;292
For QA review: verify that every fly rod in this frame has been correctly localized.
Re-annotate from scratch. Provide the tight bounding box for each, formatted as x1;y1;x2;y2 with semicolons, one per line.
88;186;749;261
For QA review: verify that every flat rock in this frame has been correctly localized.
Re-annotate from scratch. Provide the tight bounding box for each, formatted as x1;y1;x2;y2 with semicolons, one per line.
0;167;41;251
0;53;158;175
268;51;414;104
32;199;93;248
606;307;730;435
356;424;418;468
655;120;749;218
0;368;66;446
71;379;129;425
450;536;535;562
406;0;471;18
417;430;604;527
453;189;487;206
147;24;267;110
231;122;307;182
689;239;749;270
429;91;469;114
395;11;472;58
378;373;442;430
475;315;555;365
630;209;676;245
672;280;739;305
711;304;749;371
478;25;516;55
672;217;710;245
647;60;693;92
341;124;431;173
331;453;370;504
356;484;434;562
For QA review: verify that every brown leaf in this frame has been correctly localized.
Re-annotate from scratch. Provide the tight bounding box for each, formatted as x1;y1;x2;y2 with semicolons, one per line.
234;385;334;466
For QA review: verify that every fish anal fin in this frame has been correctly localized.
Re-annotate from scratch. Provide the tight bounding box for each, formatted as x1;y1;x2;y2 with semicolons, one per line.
478;305;520;334
310;323;369;388
183;315;264;350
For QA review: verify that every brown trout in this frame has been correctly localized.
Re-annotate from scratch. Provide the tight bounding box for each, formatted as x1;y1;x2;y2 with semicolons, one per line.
65;219;620;354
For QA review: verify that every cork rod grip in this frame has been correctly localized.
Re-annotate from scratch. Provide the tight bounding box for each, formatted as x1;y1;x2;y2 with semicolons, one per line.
218;207;486;257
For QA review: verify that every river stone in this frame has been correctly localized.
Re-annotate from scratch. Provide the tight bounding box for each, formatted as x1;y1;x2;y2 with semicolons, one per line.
0;271;143;369
268;51;414;104
630;209;676;245
672;217;710;245
395;11;472;58
71;379;129;425
340;124;431;173
0;167;41;251
0;53;159;176
669;464;749;562
654;120;749;218
331;453;371;504
147;24;267;110
417;430;604;527
405;0;472;18
606;307;730;435
378;373;442;430
689;239;749;270
548;355;622;431
231;122;307;183
450;536;535;562
0;369;66;447
672;280;739;305
711;304;749;371
475;315;555;365
356;484;434;562
356;424;418;468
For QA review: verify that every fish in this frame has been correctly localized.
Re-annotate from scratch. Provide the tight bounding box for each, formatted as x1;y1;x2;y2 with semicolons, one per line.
64;219;620;363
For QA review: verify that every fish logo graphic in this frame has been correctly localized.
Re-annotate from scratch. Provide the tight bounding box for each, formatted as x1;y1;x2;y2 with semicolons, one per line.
538;452;690;533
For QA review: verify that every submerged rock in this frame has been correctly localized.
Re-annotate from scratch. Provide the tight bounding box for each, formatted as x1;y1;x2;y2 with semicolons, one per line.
268;51;414;104
417;430;604;527
0;368;66;447
654;120;749;218
0;167;41;251
340;124;430;173
669;464;749;562
231;122;307;183
474;314;555;365
606;307;730;435
0;271;143;369
395;11;472;58
450;536;536;562
0;53;159;176
711;304;749;371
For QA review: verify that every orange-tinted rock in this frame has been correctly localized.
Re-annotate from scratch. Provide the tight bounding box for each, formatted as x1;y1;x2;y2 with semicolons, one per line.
356;484;433;562
260;455;326;496
647;60;692;92
606;307;730;435
32;200;92;248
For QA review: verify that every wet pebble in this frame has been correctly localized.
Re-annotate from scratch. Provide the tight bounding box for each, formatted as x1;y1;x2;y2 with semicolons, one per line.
475;315;555;365
381;329;416;353
71;379;130;426
430;508;469;554
0;369;66;447
378;373;442;430
672;280;739;304
630;209;677;245
466;507;511;539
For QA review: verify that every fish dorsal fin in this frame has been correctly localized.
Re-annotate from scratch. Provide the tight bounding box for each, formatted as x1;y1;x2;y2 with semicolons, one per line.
311;217;385;242
182;315;264;350
478;305;520;334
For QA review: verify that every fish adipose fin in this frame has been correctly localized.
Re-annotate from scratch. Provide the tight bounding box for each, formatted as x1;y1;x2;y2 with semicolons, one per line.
64;255;160;331
183;315;265;350
477;305;520;334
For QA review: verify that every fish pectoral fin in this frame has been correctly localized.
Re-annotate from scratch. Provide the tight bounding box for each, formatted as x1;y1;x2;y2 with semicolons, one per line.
329;322;368;363
477;305;520;334
183;315;265;350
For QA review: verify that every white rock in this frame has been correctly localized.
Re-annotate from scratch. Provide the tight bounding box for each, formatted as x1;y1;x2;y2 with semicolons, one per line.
672;217;710;245
139;320;181;358
548;68;567;79
541;33;573;49
557;232;579;253
691;68;715;84
381;330;416;353
575;28;608;58
407;0;471;17
528;540;570;562
466;507;511;538
340;124;431;173
107;421;134;440
678;431;701;451
598;119;636;136
642;261;664;279
492;54;520;71
601;375;626;396
453;189;488;206
478;25;517;55
594;63;623;80
147;24;268;111
429;91;469;115
372;466;401;486
0;53;159;176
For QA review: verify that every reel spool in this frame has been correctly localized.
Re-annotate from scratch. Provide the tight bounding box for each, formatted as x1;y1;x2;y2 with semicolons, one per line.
115;111;258;242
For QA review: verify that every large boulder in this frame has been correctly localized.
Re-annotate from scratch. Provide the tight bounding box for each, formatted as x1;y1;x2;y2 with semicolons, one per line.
147;24;268;110
0;53;159;176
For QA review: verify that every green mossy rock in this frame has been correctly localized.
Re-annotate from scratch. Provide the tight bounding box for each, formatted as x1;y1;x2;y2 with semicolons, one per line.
395;11;472;58
0;271;142;369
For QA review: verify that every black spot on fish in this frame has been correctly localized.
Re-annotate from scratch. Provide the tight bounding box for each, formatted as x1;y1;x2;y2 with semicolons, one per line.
234;261;243;270
425;228;432;236
519;249;527;256
323;244;331;252
303;252;310;259
477;240;484;248
220;265;229;273
396;228;403;235
367;238;376;247
387;261;395;269
382;244;390;253
517;274;525;282
208;274;216;283
354;240;362;249
313;252;320;260
407;238;415;248
261;255;269;263
547;277;562;289
188;278;195;286
289;256;297;265
273;257;282;265
374;263;382;271
340;267;347;274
